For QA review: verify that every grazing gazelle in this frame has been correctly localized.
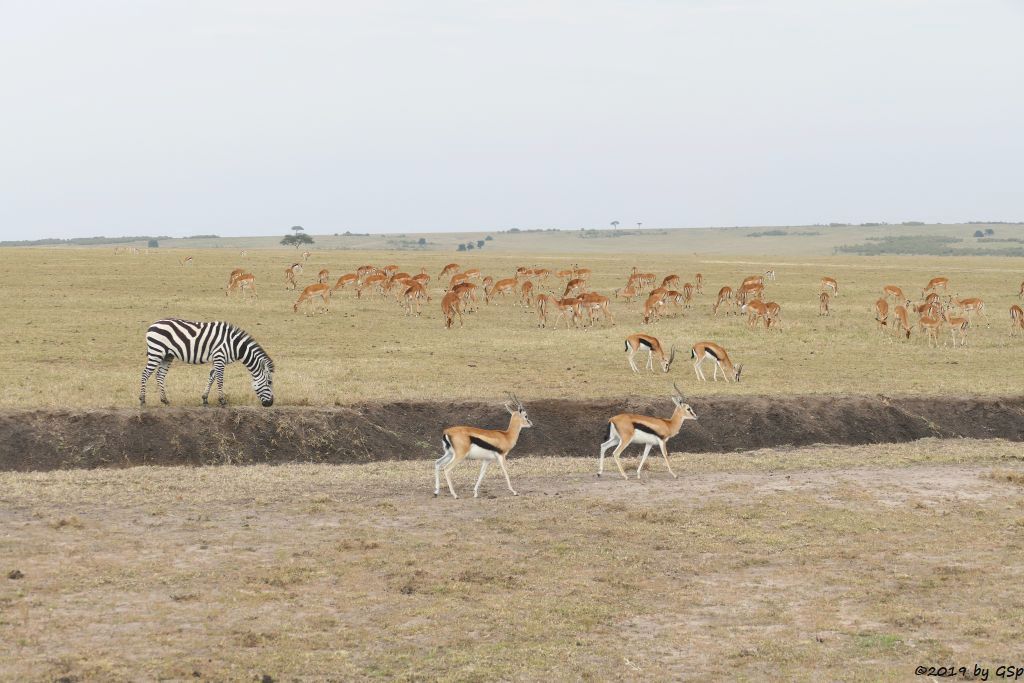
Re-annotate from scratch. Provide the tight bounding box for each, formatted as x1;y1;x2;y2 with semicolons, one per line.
227;273;257;300
441;291;465;329
439;263;460;279
694;272;704;295
882;285;905;303
819;291;832;316
691;341;743;382
598;382;697;480
820;276;838;296
874;298;889;333
891;304;912;339
332;273;359;292
435;394;532;498
923;276;950;296
293;283;331;314
624;334;675;373
285;263;302;290
1011;304;1024;336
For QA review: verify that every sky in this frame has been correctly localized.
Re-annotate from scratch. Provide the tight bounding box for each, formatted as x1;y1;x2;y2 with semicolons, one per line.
1;0;1022;240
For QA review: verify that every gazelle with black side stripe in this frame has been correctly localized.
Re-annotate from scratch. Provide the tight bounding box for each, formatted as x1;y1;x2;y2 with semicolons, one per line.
598;382;697;479
625;333;675;373
691;341;743;382
140;319;275;407
434;394;532;499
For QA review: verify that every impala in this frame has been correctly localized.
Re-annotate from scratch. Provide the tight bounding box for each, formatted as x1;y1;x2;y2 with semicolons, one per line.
562;278;587;298
382;264;399;277
741;274;764;289
412;272;430;287
681;283;694;308
551;296;582;329
923;276;949;296
819;291;831;316
441;291;464;329
736;282;764;305
614;283;640;303
694;273;704;294
641;292;666;324
624;334;675;373
874;298;889;333
534;293;552;327
1011;304;1024;336
463;268;481;280
285;263;302;290
821;276;839;296
317;268;330;284
302;251;311;262
486;278;518;304
943;309;969;347
293;283;331;315
451;282;479;311
883;285;906;302
691;341;743;382
227;268;245;289
713;287;734;316
764;301;782;329
891;305;912;339
356;265;377;281
741;300;770;329
578;292;614;327
226;273;257;300
403;281;430;315
953;297;987;325
661;274;680;290
520;280;535;307
332;273;359;291
598;382;697;480
917;313;943;347
435;394;531;498
439;263;460;279
449;272;470;290
573;265;592;281
358;273;388;298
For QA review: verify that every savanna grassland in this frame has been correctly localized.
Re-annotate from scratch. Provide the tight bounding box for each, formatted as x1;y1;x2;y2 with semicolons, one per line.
3;440;1024;681
0;236;1022;409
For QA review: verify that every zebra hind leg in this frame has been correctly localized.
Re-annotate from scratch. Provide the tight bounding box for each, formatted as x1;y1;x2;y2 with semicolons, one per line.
155;360;172;404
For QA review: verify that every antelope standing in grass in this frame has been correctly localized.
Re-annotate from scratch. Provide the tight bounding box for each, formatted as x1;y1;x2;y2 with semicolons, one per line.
317;268;330;284
302;251;311;262
891;305;912;339
681;283;694;308
579;292;614;327
943;309;969;347
358;273;388;299
741;300;770;329
598;382;697;480
624;334;675;373
293;283;331;314
691;341;743;382
736;283;764;305
764;301;782;329
562;278;587;298
953;297;987;325
1010;304;1024;336
356;265;377;281
883;285;905;303
615;283;639;303
285;263;302;290
641;292;666;324
520;280;535;307
694;273;704;294
874;298;889;333
918;313;943;347
820;276;838;296
439;263;460;279
403;281;430;315
228;268;245;287
923;276;949;296
819;291;831;316
332;273;358;292
713;286;734;316
441;291;464;329
534;293;552;327
451;282;479;312
227;273;257;300
661;274;680;290
550;296;582;329
486;278;518;304
435;394;531;498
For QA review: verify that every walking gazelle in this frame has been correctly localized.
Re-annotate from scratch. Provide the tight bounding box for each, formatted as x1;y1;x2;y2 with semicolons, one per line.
598;382;698;480
435;394;532;498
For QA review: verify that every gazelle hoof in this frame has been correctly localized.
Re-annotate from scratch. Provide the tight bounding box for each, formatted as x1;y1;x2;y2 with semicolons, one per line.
511;491;518;496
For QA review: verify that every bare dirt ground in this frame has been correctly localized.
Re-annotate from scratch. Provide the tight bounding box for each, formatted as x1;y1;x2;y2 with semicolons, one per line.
3;439;1024;681
3;395;1024;471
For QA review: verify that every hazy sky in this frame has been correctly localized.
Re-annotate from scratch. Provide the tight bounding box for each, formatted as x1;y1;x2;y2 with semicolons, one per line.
2;0;1022;239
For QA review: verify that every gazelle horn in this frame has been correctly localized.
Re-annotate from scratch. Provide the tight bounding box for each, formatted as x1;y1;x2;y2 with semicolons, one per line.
672;381;685;399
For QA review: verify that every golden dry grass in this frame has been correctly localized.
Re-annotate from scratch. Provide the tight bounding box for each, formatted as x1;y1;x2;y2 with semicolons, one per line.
1;246;1022;408
2;439;1024;680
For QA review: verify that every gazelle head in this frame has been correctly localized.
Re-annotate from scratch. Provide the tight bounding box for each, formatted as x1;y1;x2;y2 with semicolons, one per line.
670;382;698;421
662;345;676;373
505;393;532;428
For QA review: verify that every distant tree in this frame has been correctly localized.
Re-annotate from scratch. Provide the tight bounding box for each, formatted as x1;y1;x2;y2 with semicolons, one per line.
985;228;995;236
418;237;427;246
281;233;314;248
485;235;493;241
457;243;467;251
291;225;304;233
974;230;985;238
636;222;642;228
147;239;159;248
476;240;485;249
466;242;475;250
508;228;520;233
611;220;620;230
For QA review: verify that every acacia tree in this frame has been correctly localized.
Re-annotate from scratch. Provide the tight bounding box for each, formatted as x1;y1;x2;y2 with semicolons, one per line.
281;233;314;248
611;220;620;230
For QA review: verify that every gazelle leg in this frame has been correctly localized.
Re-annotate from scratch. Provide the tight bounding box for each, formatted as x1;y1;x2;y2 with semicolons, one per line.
627;349;639;373
473;460;491;498
442;462;459;499
636;444;654;479
598;437;618;476
646;349;654;371
659;440;677;479
713;361;722;381
497;455;517;496
434;447;453;496
610;441;631;480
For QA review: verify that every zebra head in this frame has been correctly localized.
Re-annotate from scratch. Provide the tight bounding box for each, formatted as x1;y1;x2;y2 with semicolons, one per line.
251;356;275;407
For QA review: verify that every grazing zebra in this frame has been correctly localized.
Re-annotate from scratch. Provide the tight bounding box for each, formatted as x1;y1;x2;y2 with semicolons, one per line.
140;319;274;407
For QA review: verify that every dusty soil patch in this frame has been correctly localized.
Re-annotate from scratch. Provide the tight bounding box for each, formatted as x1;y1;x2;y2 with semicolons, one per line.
2;440;1024;680
2;394;1024;471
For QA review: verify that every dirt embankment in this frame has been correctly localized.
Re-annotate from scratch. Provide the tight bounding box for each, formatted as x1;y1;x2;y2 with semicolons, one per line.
1;395;1023;472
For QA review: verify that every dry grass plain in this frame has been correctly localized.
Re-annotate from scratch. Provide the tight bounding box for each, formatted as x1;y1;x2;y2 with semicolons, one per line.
3;439;1024;681
0;245;1022;408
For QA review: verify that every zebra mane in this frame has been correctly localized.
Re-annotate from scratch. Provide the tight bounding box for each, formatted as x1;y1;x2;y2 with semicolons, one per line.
229;323;273;372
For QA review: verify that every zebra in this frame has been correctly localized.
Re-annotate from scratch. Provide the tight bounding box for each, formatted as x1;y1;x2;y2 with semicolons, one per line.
140;319;275;407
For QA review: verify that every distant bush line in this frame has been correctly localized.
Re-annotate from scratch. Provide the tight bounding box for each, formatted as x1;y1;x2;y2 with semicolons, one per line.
748;230;822;237
837;235;1024;257
1;235;173;247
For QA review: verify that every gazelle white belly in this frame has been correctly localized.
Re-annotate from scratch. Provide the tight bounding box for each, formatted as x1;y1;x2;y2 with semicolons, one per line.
466;445;502;461
628;432;663;446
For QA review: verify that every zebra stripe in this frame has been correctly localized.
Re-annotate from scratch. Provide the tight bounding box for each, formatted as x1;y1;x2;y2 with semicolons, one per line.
139;319;274;407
